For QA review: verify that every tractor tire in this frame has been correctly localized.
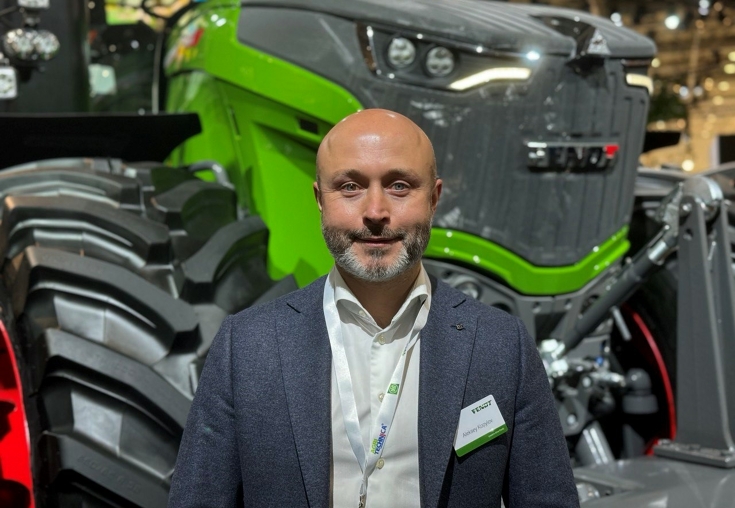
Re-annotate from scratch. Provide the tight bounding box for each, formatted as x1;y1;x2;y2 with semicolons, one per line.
0;158;297;507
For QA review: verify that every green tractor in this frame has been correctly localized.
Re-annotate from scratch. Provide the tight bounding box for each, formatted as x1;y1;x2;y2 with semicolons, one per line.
4;0;735;506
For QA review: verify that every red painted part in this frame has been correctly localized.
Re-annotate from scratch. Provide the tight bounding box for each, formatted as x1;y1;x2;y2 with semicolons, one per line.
625;307;677;441
605;143;620;158
0;319;34;508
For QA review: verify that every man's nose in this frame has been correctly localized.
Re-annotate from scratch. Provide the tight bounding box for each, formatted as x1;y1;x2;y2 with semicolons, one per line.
363;185;390;225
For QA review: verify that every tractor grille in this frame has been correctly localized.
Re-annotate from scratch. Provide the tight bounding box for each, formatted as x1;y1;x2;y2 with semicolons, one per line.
392;61;648;266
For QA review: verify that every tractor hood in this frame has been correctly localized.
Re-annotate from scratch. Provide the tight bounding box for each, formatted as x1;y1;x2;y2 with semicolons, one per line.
240;0;656;58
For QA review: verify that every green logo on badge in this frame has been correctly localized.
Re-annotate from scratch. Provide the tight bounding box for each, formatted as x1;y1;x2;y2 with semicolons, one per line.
388;384;399;394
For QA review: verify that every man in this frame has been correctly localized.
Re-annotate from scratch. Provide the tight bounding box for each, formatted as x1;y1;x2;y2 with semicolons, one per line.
169;109;578;507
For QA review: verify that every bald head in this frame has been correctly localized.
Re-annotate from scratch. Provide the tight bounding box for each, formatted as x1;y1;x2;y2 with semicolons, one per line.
316;109;436;184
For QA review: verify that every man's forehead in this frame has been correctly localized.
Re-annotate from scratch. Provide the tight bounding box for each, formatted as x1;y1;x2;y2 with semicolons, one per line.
320;137;428;178
323;130;422;158
317;108;435;178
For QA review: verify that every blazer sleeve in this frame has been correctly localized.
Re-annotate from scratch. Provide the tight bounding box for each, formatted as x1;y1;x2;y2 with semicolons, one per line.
168;316;243;507
502;317;580;508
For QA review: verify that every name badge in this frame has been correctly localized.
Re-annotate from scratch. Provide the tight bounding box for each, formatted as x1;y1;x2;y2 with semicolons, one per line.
454;394;507;457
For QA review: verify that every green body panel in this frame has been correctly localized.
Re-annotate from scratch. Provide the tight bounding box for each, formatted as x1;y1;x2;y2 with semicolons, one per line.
426;227;630;295
165;2;631;294
166;71;237;182
165;5;362;285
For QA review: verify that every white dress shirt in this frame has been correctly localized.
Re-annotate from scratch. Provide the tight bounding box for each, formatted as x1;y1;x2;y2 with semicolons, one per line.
326;265;431;508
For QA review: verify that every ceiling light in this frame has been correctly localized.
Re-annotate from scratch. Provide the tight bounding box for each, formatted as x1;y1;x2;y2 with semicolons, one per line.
682;159;695;172
694;85;704;96
526;50;541;61
610;12;623;26
729;51;735;61
718;81;730;91
713;95;724;105
665;14;681;29
449;67;531;91
651;57;661;68
705;77;715;90
725;63;735;74
679;85;690;98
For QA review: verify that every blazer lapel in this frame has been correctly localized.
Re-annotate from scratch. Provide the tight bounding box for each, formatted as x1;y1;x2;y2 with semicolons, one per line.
277;278;332;508
419;280;476;508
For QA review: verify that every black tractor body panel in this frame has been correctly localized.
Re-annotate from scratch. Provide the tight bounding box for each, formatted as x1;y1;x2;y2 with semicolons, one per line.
0;113;201;169
241;0;655;58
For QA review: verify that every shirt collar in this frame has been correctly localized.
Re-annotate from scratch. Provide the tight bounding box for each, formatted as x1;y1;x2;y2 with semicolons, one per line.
328;264;431;329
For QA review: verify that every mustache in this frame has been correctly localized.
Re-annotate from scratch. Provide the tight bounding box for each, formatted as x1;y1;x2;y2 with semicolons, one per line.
346;228;408;241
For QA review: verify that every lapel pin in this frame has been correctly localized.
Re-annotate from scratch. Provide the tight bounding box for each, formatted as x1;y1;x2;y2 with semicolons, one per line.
455;323;464;330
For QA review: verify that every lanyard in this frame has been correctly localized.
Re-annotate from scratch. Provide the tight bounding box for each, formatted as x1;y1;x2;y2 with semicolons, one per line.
324;275;429;507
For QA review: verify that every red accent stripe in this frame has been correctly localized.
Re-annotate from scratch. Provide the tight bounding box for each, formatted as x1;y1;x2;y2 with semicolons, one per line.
604;144;620;158
0;319;34;508
626;308;677;440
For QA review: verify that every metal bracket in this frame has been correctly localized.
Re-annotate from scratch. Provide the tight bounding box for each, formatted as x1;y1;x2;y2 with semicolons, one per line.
654;197;735;468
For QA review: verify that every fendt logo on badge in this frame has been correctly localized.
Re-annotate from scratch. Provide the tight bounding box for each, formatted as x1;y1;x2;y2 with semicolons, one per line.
526;141;620;171
471;399;493;414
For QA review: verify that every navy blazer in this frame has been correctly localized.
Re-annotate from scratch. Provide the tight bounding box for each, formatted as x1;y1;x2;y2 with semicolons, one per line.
169;276;579;507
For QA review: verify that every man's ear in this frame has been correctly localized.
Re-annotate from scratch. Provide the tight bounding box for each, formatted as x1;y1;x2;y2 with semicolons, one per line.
431;178;443;213
313;181;323;212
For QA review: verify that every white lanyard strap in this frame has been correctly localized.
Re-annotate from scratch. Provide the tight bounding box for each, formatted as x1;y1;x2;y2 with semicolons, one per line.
324;277;429;503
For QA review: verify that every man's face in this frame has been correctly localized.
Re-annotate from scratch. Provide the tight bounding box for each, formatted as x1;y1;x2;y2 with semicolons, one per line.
315;118;441;283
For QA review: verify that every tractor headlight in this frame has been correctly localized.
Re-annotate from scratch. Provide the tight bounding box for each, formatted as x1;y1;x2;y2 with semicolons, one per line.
387;37;416;69
17;0;50;9
2;29;60;62
0;67;18;99
424;46;455;77
359;24;535;91
33;30;60;60
3;29;36;61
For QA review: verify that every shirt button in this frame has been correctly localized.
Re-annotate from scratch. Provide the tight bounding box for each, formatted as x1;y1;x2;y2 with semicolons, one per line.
378;335;386;345
359;310;366;317
378;392;384;402
377;458;385;469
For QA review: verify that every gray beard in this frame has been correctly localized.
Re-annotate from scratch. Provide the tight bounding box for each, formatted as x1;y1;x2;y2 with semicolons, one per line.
321;221;431;283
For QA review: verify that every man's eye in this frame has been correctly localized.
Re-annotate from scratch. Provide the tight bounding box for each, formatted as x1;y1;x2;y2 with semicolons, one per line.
391;182;409;191
342;183;359;192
